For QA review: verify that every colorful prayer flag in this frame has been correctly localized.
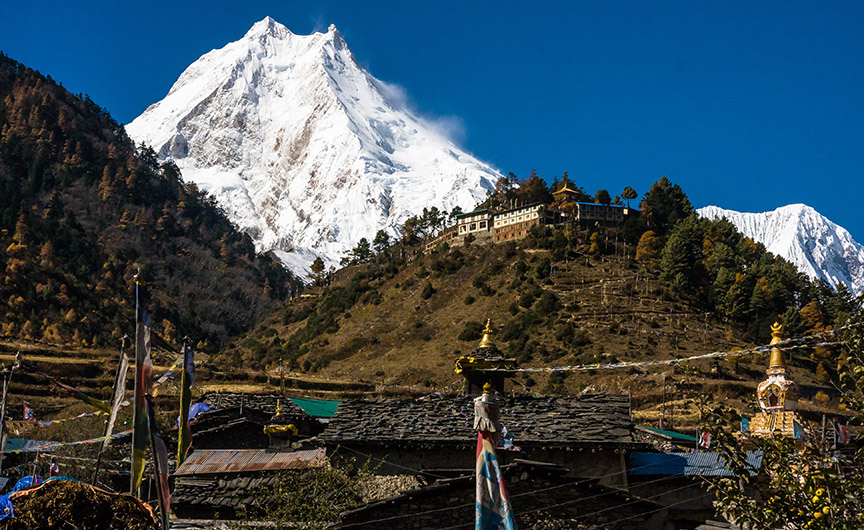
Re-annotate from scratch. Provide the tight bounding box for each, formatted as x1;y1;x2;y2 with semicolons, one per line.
177;341;194;466
476;431;517;530
93;347;129;483
23;404;35;422
146;396;171;530
279;358;285;394
794;420;807;440
834;420;849;446
740;416;750;433
698;432;712;449
49;377;111;413
131;280;153;495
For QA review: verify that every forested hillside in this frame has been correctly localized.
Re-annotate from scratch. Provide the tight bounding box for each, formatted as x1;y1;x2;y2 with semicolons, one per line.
221;174;855;413
0;53;294;350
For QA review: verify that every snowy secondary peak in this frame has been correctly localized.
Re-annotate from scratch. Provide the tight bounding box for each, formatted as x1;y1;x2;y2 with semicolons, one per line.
697;204;864;296
126;17;500;275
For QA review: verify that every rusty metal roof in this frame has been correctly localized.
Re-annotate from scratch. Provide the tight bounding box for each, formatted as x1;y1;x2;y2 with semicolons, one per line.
175;448;326;475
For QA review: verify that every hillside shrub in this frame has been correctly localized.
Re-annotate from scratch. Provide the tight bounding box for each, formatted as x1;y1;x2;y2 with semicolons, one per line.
458;321;485;342
535;291;559;314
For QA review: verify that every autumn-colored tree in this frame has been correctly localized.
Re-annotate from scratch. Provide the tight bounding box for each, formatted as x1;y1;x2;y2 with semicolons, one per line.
800;301;827;333
588;232;600;255
635;230;661;263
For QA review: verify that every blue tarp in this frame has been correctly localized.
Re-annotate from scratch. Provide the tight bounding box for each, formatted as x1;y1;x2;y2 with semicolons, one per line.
11;476;39;493
45;476;80;483
175;402;212;427
0;493;13;521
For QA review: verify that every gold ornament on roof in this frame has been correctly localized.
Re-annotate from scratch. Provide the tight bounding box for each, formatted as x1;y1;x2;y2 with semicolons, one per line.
483;382;493;394
768;321;786;375
478;319;496;349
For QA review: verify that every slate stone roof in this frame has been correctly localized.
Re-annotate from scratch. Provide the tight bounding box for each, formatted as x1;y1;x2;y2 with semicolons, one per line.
174;473;277;512
318;393;637;447
201;392;307;417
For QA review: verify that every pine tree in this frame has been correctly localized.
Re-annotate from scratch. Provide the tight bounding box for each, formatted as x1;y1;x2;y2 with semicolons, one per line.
309;257;326;286
350;238;373;264
372;230;390;254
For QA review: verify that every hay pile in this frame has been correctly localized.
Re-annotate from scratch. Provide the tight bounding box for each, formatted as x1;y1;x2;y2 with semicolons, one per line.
1;480;159;530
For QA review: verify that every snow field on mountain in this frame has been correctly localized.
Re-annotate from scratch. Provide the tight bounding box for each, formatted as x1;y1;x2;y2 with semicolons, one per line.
127;17;500;276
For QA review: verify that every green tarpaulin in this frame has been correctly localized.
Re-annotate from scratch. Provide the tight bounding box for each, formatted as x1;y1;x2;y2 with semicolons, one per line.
288;397;340;418
637;425;698;442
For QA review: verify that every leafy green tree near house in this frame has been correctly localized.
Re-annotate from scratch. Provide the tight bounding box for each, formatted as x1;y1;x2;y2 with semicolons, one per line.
594;189;611;205
641;176;693;236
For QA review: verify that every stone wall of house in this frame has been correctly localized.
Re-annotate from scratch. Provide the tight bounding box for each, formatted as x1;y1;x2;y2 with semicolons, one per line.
333;444;627;487
336;471;668;530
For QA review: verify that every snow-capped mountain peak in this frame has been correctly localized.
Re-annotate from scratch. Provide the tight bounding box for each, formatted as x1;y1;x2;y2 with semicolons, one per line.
126;17;500;275
697;204;864;296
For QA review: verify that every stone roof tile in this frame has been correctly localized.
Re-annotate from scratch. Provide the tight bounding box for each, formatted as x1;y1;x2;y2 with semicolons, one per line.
318;393;635;446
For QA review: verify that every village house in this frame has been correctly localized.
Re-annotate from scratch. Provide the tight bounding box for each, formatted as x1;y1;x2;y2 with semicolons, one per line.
492;202;554;242
552;183;632;226
455;208;492;237
172;396;329;519
317;325;646;487
335;459;670;530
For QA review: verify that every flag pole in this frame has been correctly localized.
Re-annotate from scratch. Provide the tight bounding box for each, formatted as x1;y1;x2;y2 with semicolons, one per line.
131;276;140;495
93;335;129;485
131;271;153;498
147;396;170;530
176;339;193;467
0;353;20;475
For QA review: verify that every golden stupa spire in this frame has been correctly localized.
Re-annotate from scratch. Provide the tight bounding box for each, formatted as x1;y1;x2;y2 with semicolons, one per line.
768;321;786;374
478;319;496;349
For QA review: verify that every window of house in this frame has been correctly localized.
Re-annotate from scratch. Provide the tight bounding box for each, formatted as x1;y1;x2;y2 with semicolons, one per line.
469;223;476;230
479;221;486;228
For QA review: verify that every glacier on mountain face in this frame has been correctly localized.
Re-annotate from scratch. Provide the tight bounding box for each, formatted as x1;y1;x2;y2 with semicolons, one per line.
126;17;500;276
697;204;864;296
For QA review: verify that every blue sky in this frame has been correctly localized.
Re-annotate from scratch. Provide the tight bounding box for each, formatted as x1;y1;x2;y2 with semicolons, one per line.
3;1;863;239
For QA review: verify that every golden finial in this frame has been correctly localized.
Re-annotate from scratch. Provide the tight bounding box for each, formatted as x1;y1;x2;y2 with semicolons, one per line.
483;382;493;394
478;319;496;349
768;322;786;374
275;399;282;417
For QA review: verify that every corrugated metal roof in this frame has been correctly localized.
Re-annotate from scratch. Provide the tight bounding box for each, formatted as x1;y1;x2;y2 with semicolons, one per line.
628;451;763;477
175;448;326;475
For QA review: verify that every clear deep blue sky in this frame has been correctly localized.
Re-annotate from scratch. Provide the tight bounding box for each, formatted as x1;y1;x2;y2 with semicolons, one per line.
3;1;863;239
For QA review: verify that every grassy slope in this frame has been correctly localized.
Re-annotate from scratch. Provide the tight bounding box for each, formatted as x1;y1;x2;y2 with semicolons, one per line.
222;236;846;427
